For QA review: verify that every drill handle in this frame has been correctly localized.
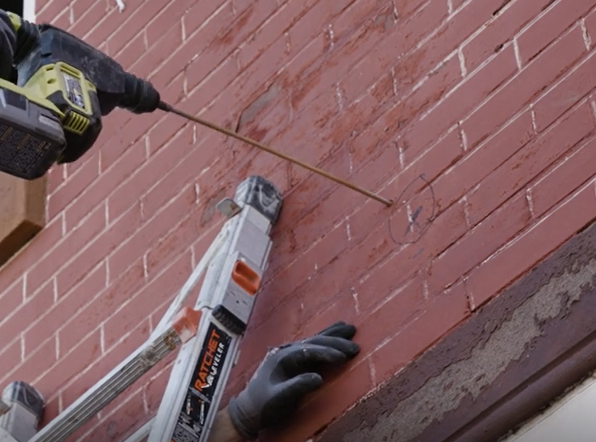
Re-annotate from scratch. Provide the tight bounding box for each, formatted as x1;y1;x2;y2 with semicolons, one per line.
6;12;40;66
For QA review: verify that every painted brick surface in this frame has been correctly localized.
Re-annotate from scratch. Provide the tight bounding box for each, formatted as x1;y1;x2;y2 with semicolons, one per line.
2;0;596;441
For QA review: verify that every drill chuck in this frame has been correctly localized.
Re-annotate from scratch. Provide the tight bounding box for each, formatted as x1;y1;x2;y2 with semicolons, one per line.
120;73;161;114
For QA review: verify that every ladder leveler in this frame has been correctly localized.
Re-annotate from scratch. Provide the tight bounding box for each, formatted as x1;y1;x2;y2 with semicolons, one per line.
0;175;283;442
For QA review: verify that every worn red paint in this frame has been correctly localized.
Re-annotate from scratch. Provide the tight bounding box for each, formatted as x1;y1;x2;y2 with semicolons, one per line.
1;0;596;440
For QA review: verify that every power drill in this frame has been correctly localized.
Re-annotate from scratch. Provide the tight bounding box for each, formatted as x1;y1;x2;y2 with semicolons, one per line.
0;12;161;180
0;15;392;205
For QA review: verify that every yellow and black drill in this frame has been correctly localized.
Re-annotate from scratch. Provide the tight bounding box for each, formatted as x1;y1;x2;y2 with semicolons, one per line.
0;13;392;206
0;12;161;180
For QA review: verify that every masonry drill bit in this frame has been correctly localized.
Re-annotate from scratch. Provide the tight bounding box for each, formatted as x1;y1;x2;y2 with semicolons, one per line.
158;101;393;207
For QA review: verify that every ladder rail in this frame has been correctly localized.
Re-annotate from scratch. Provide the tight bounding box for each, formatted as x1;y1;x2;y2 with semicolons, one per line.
24;215;231;442
28;320;195;442
147;178;281;442
1;176;282;442
152;228;228;337
122;215;246;442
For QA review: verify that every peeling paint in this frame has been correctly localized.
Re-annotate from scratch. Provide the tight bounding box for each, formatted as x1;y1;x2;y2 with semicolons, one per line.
237;83;281;132
351;288;360;314
343;259;596;441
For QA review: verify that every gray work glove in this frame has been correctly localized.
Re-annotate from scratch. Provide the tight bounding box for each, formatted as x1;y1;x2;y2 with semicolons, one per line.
228;321;360;440
0;10;17;80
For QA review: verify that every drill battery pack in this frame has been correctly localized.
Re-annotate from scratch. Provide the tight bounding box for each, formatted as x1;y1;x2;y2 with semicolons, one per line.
0;79;66;180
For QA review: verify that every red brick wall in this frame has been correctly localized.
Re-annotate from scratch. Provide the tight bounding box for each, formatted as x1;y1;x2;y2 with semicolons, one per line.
2;0;596;440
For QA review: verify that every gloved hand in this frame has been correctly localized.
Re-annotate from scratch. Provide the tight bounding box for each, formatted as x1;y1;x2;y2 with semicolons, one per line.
0;10;16;80
228;321;360;440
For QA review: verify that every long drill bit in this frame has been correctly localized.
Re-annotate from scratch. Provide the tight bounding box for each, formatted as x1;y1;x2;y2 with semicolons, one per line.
158;101;393;207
